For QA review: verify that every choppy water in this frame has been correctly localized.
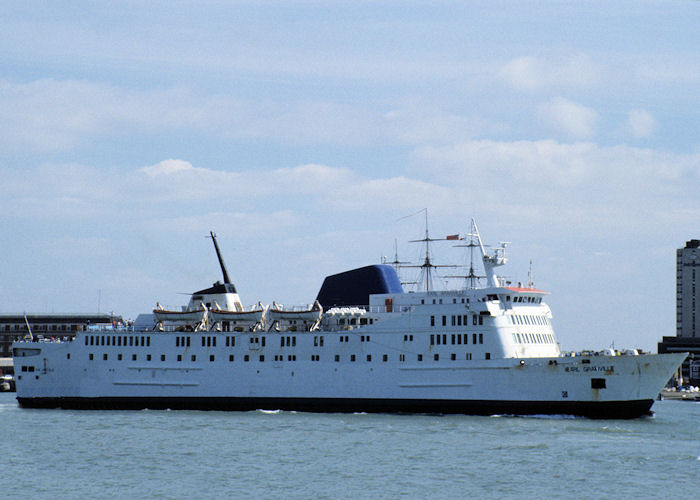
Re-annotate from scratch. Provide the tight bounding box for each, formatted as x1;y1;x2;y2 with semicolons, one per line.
1;393;697;499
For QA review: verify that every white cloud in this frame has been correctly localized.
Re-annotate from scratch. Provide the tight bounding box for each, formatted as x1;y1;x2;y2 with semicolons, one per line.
626;109;656;138
410;139;700;234
537;97;598;139
142;159;196;176
498;54;601;91
0;79;506;152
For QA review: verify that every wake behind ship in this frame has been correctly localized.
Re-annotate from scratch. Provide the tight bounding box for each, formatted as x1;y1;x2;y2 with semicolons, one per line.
12;224;686;418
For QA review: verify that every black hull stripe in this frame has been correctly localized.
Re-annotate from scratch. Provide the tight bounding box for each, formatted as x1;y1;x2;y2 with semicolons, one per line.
16;397;655;419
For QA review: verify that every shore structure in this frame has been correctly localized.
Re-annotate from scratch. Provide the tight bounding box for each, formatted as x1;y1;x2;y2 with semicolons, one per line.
12;223;686;418
1;313;122;360
657;239;700;386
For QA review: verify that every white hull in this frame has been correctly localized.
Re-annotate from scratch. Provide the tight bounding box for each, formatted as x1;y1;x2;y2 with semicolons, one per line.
12;329;685;418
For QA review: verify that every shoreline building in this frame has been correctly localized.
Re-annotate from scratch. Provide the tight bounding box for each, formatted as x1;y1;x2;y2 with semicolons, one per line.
1;313;122;368
658;239;700;385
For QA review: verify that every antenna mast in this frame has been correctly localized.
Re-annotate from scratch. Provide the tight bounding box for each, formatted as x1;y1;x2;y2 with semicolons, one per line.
404;209;458;292
449;222;487;289
208;231;232;284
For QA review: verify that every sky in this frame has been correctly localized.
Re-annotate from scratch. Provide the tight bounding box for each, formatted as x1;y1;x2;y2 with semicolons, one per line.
1;1;698;351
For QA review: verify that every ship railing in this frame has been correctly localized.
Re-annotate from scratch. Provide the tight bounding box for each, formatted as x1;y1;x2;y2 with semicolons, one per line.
368;304;413;313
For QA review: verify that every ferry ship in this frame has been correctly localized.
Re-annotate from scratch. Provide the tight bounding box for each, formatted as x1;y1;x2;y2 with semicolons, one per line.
12;223;686;418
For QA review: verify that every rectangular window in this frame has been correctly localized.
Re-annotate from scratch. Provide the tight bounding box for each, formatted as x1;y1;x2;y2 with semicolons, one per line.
473;315;477;325
89;353;94;360
177;354;182;362
451;334;455;345
229;354;234;362
485;352;491;360
103;353;108;360
382;354;388;362
442;316;447;326
442;334;447;345
350;354;356;362
430;315;435;327
451;315;456;326
451;353;456;360
473;333;477;344
244;355;249;362
259;355;264;362
292;337;296;347
434;353;439;361
161;354;166;361
366;354;372;362
132;354;137;361
187;337;191;347
210;355;215;362
591;378;606;389
417;354;422;361
430;334;435;346
479;333;483;344
335;355;340;362
191;355;196;361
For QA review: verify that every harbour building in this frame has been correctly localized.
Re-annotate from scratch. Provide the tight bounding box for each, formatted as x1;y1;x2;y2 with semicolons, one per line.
1;313;122;361
658;240;700;385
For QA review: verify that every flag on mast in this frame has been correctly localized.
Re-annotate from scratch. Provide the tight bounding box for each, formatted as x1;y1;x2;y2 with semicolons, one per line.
445;234;459;240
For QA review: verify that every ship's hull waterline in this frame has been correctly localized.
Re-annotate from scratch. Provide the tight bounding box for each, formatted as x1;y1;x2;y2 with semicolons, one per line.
16;396;655;419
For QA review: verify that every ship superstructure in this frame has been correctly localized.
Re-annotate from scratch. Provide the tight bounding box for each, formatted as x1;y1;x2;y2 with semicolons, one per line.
12;223;687;418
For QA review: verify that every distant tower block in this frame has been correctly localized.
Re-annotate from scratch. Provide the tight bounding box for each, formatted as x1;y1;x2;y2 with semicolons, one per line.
676;239;700;338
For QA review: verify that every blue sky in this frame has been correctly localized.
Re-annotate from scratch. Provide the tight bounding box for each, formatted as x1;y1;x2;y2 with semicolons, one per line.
1;1;698;351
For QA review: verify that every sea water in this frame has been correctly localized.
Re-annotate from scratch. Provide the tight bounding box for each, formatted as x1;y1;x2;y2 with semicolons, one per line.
1;393;697;499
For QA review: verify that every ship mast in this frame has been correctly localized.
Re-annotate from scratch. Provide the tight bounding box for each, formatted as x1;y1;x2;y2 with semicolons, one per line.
404;209;458;292
472;219;508;288
208;231;232;285
449;223;487;289
382;239;417;288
